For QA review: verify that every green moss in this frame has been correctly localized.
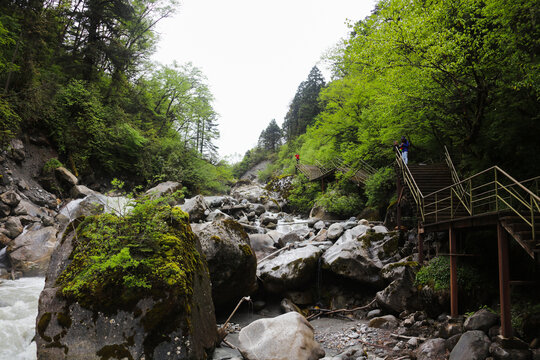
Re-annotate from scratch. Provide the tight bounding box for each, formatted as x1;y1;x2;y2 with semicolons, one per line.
360;231;386;248
238;244;253;257
96;344;133;360
56;312;72;329
56;195;204;318
43;158;63;174
37;312;52;342
222;219;248;237
382;236;399;254
211;235;222;243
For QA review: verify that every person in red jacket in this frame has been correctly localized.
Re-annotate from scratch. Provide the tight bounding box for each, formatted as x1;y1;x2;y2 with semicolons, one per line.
295;154;300;163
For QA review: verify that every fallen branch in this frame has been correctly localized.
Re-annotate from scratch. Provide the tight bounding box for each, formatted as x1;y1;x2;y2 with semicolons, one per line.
218;296;251;342
306;298;377;321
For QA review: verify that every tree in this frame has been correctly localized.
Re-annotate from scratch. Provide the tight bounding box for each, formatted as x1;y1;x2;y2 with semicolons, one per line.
282;66;326;140
258;119;282;152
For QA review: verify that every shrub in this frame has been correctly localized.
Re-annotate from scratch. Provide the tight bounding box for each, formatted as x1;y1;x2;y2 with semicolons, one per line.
315;186;364;218
415;256;484;293
364;167;396;209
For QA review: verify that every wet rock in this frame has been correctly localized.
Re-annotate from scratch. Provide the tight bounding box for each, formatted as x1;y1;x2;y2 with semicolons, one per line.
366;309;382;319
309;205;339;221
180;195;210;222
260;212;278;226
0;190;21;206
13;198;50;218
257;245;323;293
0;201;10;217
334;225;369;245
464;309;499;333
193;219;257;309
368;315;399;330
7;224;57;276
416;338;447;360
327;223;344;241
446;334;462;352
449;330;490;360
253;203;266;216
238;312;325;360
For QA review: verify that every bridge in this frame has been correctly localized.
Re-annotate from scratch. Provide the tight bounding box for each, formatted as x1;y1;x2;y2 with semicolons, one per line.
296;158;376;188
394;146;540;338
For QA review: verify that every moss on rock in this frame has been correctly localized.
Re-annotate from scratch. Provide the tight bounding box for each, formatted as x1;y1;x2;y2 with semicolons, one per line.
55;198;205;319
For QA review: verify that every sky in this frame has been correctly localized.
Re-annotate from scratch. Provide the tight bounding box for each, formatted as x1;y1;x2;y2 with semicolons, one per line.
152;0;378;162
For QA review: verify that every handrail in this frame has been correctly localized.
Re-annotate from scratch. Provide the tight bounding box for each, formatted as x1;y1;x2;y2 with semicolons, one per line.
396;151;539;257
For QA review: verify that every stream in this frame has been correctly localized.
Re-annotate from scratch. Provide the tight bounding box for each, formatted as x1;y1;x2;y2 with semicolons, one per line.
0;277;44;360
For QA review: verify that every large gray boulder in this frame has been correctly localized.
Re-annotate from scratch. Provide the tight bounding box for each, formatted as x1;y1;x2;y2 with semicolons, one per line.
334;225;369;244
3;216;23;238
449;330;491;360
54;166;78;187
36;207;218;360
0;189;21;207
238;312;325;360
180;195;209;222
192;219;257;308
376;264;422;314
257;245;323;293
7;224;57;276
321;234;384;287
464;308;499;333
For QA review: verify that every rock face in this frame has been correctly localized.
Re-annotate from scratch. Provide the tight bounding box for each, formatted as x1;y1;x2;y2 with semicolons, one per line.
7;224;57;276
238;312;325;360
449;330;490;360
36;206;218;360
376;263;421;314
192;219;257;309
464;309;499;333
257;245;323;293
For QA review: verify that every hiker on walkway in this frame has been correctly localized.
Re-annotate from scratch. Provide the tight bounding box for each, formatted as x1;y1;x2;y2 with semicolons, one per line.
399;136;410;165
295;153;300;164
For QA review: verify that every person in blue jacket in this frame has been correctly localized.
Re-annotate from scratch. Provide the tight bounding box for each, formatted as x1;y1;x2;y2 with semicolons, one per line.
399;136;410;164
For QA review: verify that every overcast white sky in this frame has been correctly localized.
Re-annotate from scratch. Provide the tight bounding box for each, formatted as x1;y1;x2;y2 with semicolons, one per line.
153;0;377;162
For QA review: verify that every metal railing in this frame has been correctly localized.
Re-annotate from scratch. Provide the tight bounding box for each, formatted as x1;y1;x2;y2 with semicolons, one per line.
394;146;425;221
423;166;540;243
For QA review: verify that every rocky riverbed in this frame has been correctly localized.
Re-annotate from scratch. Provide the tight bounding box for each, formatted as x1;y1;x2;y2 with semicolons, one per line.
0;140;539;359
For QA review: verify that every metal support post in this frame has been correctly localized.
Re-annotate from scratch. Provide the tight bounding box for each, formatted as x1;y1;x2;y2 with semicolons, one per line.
449;225;458;317
497;221;512;338
418;226;424;264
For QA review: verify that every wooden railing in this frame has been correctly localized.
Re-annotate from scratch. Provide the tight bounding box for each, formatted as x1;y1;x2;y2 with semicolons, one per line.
394;146;425;221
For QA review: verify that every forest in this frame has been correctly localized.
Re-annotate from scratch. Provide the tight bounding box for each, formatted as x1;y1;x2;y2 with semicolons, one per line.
250;0;540;217
0;0;539;216
0;0;231;195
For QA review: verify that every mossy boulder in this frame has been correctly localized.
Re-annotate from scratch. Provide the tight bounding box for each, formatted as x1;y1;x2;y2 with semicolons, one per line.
36;197;218;360
191;218;257;310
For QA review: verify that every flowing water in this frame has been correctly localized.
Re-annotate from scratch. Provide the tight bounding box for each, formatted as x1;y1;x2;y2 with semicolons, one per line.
0;277;45;360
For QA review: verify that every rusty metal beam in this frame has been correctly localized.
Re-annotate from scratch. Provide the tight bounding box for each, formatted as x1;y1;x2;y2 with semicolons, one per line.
449;225;458;317
418;225;424;264
397;175;402;229
497;222;512;338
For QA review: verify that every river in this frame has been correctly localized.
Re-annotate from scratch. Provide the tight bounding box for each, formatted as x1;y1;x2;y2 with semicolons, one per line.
0;277;44;360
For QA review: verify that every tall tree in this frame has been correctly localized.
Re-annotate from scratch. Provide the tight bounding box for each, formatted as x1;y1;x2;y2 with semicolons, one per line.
282;66;326;140
258;119;282;152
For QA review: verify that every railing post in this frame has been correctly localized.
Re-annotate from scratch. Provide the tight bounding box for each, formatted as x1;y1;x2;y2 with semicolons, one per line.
397;173;402;230
495;168;499;212
450;188;453;219
418;225;424;264
532;197;535;243
449;225;458;317
469;178;473;215
497;221;512;338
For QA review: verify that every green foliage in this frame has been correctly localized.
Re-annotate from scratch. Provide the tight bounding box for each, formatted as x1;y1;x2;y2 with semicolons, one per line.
42;158;63;173
56;193;203;313
232;147;271;178
415;256;484;294
314;183;364;218
286;174;321;214
364;167;396;209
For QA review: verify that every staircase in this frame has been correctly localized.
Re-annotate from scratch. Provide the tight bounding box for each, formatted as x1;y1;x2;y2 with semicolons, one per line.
500;215;540;259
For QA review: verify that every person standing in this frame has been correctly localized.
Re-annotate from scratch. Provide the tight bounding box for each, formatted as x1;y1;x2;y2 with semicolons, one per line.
399;136;410;165
295;153;300;164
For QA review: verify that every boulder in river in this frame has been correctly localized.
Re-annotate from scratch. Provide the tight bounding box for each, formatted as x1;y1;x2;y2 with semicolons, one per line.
257;244;323;293
449;330;490;360
36;204;218;360
7;224;57;276
238;311;325;360
180;195;210;222
192;218;257;309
